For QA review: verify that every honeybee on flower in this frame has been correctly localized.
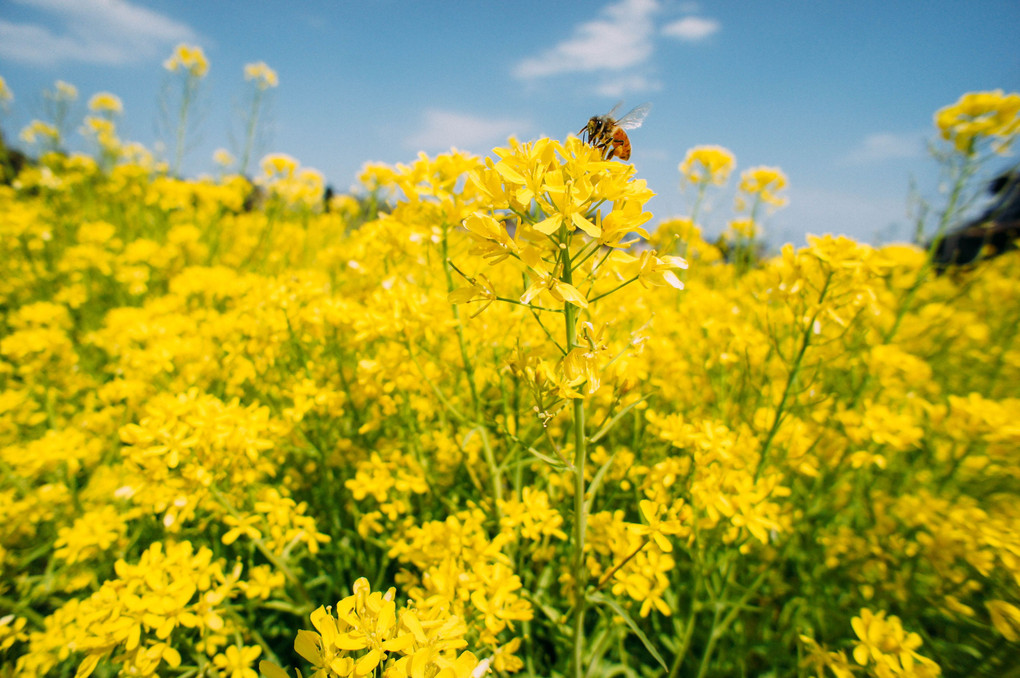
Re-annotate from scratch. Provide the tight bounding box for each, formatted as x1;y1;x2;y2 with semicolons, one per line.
579;101;651;161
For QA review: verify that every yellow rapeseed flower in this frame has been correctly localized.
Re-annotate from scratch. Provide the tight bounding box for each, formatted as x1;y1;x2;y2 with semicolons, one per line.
213;148;236;167
53;80;78;101
88;92;123;114
736;165;788;210
0;75;13;105
851;608;941;676
934;89;1020;155
212;645;261;678
19;120;59;145
986;600;1020;642
679;145;736;186
164;43;209;77
244;61;279;89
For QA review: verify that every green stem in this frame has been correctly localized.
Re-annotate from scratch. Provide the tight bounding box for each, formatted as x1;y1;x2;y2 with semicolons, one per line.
667;575;702;678
173;77;195;176
563;240;589;678
755;272;832;480
441;224;481;415
695;563;769;678
241;87;264;176
207;485;312;610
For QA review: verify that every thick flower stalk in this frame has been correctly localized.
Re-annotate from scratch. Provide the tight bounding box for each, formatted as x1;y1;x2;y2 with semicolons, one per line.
239;61;279;175
162;43;209;175
449;136;685;677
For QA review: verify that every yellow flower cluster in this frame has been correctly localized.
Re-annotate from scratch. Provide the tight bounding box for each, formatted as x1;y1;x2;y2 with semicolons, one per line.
18;541;244;677
88;92;123;115
163;43;209;77
1;83;1018;677
934;89;1020;155
851;609;941;677
736;164;789;210
265;577;484;678
678;144;736;186
0;75;12;105
245;61;280;89
260;152;327;208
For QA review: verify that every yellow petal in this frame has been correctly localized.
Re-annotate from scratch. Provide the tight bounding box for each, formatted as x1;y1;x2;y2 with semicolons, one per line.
294;630;322;664
258;661;292;678
552;281;588;308
336;632;368;651
354;648;384;676
534;214;563;235
494;161;526;184
75;654;103;678
571;212;601;238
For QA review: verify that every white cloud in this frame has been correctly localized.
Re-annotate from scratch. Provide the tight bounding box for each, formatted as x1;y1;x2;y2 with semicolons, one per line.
0;0;198;67
662;16;720;41
842;132;924;164
595;74;662;98
405;110;530;153
513;0;660;79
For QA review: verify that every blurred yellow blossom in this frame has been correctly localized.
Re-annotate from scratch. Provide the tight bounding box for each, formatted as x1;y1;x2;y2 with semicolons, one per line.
53;80;78;101
934;89;1020;155
679;144;736;186
736;165;789;210
244;61;279;89
164;43;209;77
0;75;13;105
213;148;236;168
88;92;123;115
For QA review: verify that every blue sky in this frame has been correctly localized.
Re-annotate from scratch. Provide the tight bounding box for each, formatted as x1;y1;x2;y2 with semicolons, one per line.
2;0;1019;245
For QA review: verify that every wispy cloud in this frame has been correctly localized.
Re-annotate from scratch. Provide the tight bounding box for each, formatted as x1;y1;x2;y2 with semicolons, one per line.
595;74;662;98
0;0;198;67
404;110;531;153
842;132;925;164
513;0;660;80
661;16;720;41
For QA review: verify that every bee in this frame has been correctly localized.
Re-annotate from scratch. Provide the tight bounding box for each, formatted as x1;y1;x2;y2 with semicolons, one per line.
579;101;652;161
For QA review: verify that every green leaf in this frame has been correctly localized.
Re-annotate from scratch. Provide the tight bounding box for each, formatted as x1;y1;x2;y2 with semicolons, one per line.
589;395;649;445
584;451;617;515
526;446;571;471
587;591;668;672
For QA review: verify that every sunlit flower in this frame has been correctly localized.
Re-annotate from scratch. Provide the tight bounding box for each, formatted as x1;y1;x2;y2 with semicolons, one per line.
0;76;13;106
213;148;236;167
88;92;123;115
736;165;788;210
19;120;59;146
935;89;1020;155
244;61;279;89
851;608;941;676
212;645;261;678
53;80;78;101
679;145;736;186
987;600;1020;642
164;43;209;77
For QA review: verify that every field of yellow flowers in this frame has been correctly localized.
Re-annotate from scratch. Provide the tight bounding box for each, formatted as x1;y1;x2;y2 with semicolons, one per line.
1;51;1019;678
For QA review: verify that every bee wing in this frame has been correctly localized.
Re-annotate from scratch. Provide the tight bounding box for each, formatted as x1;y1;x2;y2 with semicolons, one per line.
605;100;626;119
615;102;652;130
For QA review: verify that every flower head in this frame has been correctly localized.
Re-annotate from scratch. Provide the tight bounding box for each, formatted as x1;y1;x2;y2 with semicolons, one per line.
88;92;123;115
736;166;788;211
679;145;736;186
164;43;209;77
935;89;1020;155
0;76;13;106
245;61;279;89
